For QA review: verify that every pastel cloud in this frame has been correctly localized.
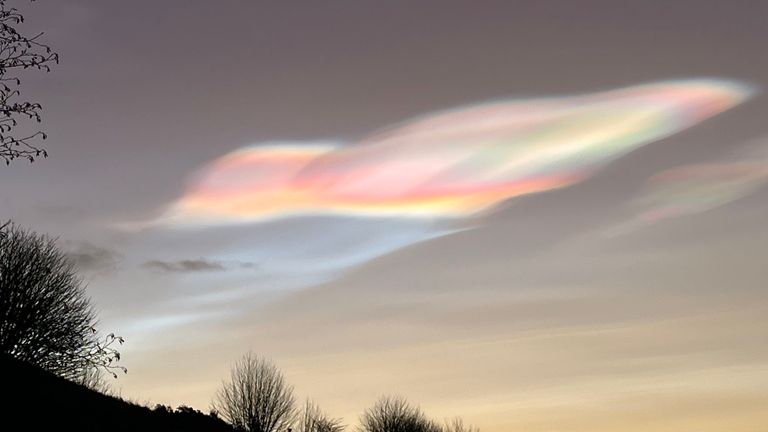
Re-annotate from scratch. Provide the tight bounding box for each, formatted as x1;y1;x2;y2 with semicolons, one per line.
635;163;768;221
606;139;768;236
156;78;753;226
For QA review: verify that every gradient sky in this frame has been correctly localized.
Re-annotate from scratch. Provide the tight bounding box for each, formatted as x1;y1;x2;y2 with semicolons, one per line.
2;1;768;431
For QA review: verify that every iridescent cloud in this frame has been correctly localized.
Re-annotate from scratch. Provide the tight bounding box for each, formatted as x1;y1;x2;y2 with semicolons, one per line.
605;139;768;236
156;78;753;226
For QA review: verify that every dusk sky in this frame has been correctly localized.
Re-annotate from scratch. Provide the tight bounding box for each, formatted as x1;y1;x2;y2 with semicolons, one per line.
2;1;768;430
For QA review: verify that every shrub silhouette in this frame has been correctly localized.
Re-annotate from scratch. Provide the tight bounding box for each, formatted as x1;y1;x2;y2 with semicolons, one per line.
212;352;297;432
0;223;124;381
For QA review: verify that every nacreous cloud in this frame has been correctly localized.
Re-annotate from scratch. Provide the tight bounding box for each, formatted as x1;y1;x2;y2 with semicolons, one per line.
155;78;753;227
605;138;768;236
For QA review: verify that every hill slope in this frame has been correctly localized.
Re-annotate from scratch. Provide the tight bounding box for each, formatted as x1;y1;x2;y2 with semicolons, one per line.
1;354;234;431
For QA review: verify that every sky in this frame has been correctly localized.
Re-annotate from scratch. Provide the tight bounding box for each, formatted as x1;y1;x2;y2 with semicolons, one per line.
2;1;768;430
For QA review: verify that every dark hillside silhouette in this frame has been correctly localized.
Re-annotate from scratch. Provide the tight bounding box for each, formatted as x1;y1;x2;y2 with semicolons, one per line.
1;353;234;432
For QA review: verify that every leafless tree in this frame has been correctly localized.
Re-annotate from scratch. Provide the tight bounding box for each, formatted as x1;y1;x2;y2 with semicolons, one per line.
0;0;58;165
0;223;125;381
358;396;442;432
298;399;345;432
212;352;297;432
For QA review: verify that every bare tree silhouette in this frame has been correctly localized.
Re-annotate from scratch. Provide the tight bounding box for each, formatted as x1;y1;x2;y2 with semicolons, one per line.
212;352;297;432
298;399;345;432
358;396;441;432
0;0;58;165
0;223;124;381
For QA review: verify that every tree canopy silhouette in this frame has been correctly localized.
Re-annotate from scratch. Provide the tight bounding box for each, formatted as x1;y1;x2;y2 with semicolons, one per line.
0;0;58;165
212;352;297;432
0;223;124;381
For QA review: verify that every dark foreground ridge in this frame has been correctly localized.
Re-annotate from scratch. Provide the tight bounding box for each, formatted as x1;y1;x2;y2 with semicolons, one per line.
1;354;234;431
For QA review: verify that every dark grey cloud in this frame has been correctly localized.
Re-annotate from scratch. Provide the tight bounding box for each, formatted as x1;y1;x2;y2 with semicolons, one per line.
141;258;259;273
143;259;226;273
66;242;121;273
